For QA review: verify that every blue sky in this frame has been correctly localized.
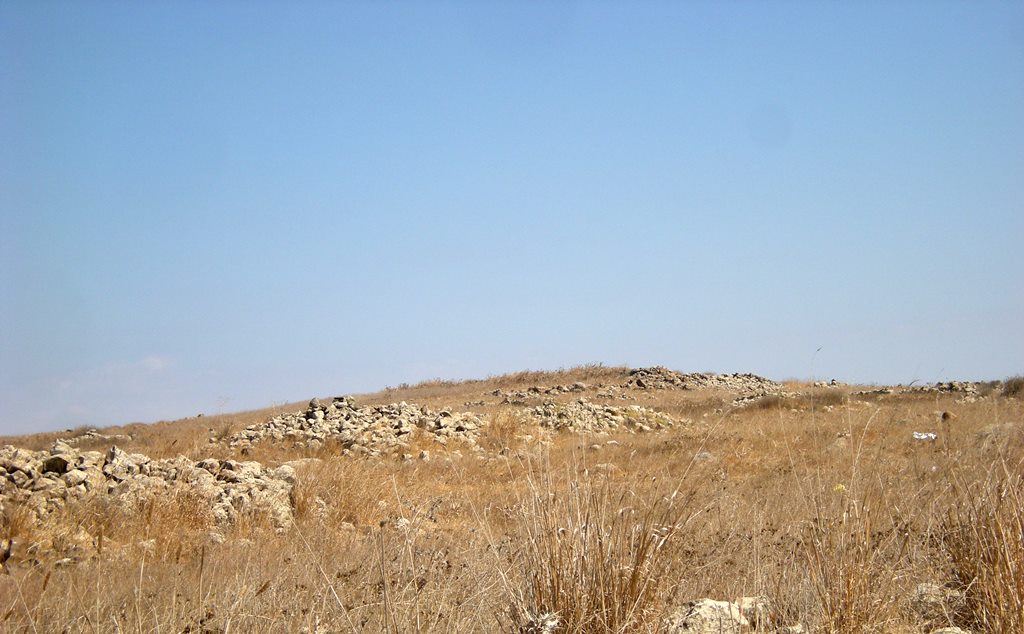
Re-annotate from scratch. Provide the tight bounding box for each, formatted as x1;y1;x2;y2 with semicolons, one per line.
2;1;1022;434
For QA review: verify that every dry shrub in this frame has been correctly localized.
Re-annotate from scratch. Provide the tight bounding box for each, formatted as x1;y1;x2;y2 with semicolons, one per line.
798;431;911;634
808;389;848;407
943;464;1024;632
0;500;35;543
290;457;391;528
500;467;698;633
749;394;786;410
1003;376;1024;398
801;490;908;633
482;408;531;452
486;363;629;389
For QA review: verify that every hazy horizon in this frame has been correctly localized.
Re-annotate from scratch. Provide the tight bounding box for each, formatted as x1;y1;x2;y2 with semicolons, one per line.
3;2;1023;435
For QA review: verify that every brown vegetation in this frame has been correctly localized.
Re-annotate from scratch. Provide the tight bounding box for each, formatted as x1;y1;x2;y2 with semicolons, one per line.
1;365;1021;632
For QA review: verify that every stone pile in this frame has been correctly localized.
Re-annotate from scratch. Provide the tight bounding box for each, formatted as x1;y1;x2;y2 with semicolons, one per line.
622;366;691;389
595;385;636;400
490;382;588;405
912;381;980;395
813;379;845;388
59;428;131;445
624;367;782;394
227;397;485;455
529;398;676;433
0;442;295;530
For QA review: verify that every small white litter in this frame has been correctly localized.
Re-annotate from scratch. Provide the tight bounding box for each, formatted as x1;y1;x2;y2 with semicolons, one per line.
912;431;937;441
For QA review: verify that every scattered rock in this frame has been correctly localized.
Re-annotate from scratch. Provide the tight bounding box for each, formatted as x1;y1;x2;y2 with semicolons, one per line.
624;367;781;394
852;387;894;396
919;381;979;395
595;385;635;400
813;379;845;388
59;429;131;445
530;399;676;433
518;612;560;634
492;382;591;405
0;444;295;531
227;397;485;456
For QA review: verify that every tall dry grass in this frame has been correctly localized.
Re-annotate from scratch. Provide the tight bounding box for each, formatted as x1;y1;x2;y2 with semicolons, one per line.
943;462;1024;632
488;464;701;634
1;368;1022;632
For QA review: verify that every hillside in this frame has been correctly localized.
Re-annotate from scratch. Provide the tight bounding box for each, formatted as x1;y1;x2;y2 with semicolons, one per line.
1;366;1021;633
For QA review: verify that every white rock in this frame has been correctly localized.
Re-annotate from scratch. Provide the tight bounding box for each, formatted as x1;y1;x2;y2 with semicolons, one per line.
664;599;748;634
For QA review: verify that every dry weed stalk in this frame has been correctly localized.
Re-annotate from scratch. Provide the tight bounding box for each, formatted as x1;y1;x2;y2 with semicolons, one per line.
944;462;1024;632
504;463;699;634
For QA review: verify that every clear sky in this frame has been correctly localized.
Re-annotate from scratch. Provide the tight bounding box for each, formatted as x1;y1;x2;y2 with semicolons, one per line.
2;1;1022;435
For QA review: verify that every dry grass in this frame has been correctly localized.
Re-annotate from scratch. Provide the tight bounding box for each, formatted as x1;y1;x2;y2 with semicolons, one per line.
800;472;909;632
1003;376;1024;398
492;463;701;633
1;366;1022;632
943;462;1024;632
368;364;631;408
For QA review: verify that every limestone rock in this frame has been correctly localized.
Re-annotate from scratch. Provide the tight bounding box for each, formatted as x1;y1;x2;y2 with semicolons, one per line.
911;582;965;624
227;397;486;455
530;398;676;433
664;599;748;633
0;443;296;531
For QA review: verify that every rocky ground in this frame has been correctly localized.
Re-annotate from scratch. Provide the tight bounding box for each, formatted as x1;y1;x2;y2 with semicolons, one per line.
0;367;1019;633
0;442;295;534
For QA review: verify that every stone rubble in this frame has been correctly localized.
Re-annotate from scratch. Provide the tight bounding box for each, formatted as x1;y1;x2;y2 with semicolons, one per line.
913;381;980;395
852;387;895;396
624;366;782;395
529;398;677;433
594;385;636;400
0;443;294;531
813;379;845;388
489;382;589;405
59;428;132;445
227;397;485;455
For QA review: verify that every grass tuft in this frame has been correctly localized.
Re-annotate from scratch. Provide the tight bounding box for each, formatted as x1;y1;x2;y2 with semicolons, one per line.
943;463;1024;632
502;466;698;633
1002;376;1024;398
